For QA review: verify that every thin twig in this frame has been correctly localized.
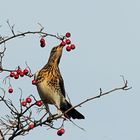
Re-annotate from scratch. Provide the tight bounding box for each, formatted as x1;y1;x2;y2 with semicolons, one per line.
63;79;131;116
0;31;63;45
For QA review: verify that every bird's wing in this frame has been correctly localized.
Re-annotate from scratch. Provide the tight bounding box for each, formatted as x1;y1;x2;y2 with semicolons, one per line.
59;76;66;97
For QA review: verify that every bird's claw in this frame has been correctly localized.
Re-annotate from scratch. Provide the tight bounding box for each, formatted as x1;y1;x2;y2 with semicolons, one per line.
47;113;58;122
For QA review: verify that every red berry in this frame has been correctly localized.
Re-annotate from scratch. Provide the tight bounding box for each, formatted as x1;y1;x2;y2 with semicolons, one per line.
8;88;13;93
40;37;45;43
10;72;15;77
14;73;19;79
29;123;35;129
36;100;43;107
40;42;46;47
65;39;71;45
40;37;46;47
21;101;27;107
32;79;37;85
60;41;66;46
23;69;29;75
57;128;65;136
19;71;24;77
70;44;76;50
16;69;22;74
26;97;32;103
65;32;71;38
66;46;71;52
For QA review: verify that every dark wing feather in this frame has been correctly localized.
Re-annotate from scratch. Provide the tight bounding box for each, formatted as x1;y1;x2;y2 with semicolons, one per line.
59;76;66;97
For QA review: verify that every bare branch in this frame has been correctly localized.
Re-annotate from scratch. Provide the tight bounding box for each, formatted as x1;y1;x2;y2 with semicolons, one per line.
0;31;63;45
0;129;4;140
47;77;132;121
6;20;15;36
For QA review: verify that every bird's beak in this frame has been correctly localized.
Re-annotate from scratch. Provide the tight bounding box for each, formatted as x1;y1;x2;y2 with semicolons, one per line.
57;45;64;50
58;44;64;48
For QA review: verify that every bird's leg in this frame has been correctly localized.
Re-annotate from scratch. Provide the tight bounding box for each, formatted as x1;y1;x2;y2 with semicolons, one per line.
47;104;63;122
46;103;59;122
53;104;63;118
45;104;52;117
57;109;62;116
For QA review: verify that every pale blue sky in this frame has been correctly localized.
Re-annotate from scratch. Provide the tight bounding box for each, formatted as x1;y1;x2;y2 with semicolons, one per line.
0;0;140;140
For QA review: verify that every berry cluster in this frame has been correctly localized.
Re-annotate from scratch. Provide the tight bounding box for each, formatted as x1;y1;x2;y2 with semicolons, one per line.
39;32;76;53
60;32;76;52
8;68;29;94
10;68;29;79
21;97;32;107
40;37;46;48
21;97;43;107
8;67;38;95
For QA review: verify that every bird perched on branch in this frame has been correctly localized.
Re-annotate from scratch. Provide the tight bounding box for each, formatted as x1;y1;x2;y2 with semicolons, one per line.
35;45;85;119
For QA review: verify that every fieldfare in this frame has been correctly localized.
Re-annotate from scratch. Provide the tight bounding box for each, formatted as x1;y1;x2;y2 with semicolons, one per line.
35;45;85;119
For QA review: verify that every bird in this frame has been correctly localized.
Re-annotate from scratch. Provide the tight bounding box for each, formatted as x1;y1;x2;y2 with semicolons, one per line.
35;44;85;119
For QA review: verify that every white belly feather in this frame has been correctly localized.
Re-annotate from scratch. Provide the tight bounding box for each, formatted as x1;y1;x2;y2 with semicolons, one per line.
37;80;61;107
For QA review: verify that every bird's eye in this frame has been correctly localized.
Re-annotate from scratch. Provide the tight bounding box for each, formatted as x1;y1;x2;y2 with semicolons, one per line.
52;48;56;52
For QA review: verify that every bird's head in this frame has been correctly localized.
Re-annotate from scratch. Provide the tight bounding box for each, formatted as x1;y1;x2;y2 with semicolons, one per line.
48;45;64;66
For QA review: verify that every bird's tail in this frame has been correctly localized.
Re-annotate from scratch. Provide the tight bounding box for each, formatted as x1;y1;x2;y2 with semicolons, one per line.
60;100;85;119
